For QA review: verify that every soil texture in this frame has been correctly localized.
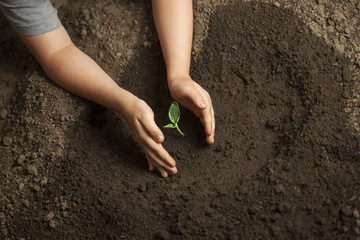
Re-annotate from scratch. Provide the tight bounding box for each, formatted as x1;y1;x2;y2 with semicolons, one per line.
1;0;360;239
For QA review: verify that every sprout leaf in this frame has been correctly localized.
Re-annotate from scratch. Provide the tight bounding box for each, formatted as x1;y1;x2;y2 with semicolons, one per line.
164;123;176;128
168;101;180;124
163;101;184;136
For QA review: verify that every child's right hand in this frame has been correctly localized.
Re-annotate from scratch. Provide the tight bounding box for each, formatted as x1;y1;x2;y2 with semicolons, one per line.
123;98;177;178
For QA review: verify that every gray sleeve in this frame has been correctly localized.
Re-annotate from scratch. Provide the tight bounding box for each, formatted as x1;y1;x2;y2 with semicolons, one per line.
0;0;61;36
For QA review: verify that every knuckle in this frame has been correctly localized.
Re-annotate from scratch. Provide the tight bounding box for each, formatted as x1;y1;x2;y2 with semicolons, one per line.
137;99;147;106
133;99;144;110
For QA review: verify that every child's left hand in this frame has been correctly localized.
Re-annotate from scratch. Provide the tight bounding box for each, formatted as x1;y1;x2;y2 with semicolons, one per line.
168;76;215;144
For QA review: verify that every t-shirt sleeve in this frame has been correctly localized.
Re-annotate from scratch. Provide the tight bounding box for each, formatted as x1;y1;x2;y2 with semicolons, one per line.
0;0;61;36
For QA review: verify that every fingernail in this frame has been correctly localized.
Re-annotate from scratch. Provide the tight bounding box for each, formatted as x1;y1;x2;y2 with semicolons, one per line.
200;101;207;108
156;135;164;142
171;167;178;175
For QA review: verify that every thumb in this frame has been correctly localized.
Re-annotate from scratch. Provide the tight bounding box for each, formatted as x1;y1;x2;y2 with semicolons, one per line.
185;86;207;110
138;114;165;143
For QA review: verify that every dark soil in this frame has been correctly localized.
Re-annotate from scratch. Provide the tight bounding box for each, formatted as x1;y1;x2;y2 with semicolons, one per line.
1;1;360;239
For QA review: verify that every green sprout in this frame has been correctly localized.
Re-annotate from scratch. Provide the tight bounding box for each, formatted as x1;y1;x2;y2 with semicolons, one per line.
163;101;184;136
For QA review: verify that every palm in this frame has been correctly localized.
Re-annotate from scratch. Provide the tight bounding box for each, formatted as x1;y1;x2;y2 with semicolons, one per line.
168;77;215;144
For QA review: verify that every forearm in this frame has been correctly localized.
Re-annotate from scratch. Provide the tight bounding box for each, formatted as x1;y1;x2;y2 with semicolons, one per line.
152;1;215;144
20;26;136;116
41;45;135;115
152;0;193;81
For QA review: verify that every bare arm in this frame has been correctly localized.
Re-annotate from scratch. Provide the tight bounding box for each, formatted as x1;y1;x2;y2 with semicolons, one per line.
21;26;132;114
152;0;215;144
152;0;193;80
20;26;177;177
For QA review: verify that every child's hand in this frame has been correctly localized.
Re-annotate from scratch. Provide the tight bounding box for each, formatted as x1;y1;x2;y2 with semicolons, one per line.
124;98;177;178
168;76;215;144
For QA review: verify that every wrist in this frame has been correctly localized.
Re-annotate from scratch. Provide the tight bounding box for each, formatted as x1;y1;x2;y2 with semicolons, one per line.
111;88;139;117
167;73;191;87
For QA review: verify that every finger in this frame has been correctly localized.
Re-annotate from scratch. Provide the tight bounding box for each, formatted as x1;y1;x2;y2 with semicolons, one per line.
161;171;168;178
198;115;212;144
145;152;171;177
147;142;176;168
206;110;215;144
198;89;215;143
207;99;215;144
148;158;155;171
201;105;212;136
142;144;177;172
199;116;212;144
146;140;176;168
132;120;176;168
211;103;215;140
154;162;177;176
181;84;207;110
138;113;165;143
145;154;177;178
135;121;176;169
